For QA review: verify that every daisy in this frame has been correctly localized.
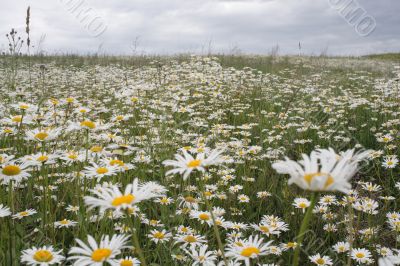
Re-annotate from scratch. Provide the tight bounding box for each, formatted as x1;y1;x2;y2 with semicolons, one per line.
13;209;37;219
225;235;272;266
68;234;130;265
0;204;11;217
185;245;217;266
309;253;333;265
382;155;398;169
148;229;172;244
272;148;370;193
82;163;119;181
174;234;207;248
190;210;213;225
25;152;58;167
351;248;373;264
293;198;311;213
84;178;166;213
0;161;31;184
117;256;141;266
59;151;86;164
101;157;134;172
21;245;64;265
54;219;78;228
163;148;224;180
25;128;60;142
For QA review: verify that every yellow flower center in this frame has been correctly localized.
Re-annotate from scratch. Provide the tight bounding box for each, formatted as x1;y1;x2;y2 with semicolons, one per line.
153;231;165;239
60;219;69;225
112;194;135;207
110;159;124;166
298;202;308;208
116;115;124;121
19;211;29;216
91;248;112;262
12;116;22;123
355;253;365;258
37;155;49;162
185;196;196;203
184;235;197;243
303;172;334;189
33;250;53;262
204;191;212;197
80;120;96;129
187;159;201;168
287;242;296;248
68;154;78;160
66;97;74;103
4;128;13;133
120;260;133;266
90;146;103;152
2;165;21;176
260;226;270;233
19;104;29;110
316;258;326;265
96;167;109;175
199;213;210;220
35;132;49;141
240;247;260;257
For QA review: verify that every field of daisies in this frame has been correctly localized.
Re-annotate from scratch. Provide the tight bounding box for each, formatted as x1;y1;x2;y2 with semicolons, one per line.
0;55;399;266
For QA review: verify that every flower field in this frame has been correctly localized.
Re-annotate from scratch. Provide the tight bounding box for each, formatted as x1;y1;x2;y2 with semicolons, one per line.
0;55;399;265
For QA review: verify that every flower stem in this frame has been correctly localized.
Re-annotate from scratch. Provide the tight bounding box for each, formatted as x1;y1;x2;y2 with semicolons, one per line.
292;192;319;266
125;212;147;266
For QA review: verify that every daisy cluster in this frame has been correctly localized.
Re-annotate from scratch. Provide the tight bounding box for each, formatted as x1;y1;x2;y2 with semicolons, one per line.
0;56;399;265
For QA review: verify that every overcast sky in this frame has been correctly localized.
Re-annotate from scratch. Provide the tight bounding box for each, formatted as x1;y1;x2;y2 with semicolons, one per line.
0;0;398;56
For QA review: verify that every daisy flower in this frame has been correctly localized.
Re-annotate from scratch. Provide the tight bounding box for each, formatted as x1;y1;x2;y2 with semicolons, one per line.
68;234;130;265
117;256;141;266
225;235;272;266
84;178;166;213
174;234;207;248
148;229;172;244
12;209;37;219
0;161;31;184
185;245;217;266
82;163;119;181
25;128;60;142
293;198;311;213
272;148;370;193
382;155;398;169
21;245;64;265
163;148;224;180
54;219;78;228
351;248;373;264
309;253;333;265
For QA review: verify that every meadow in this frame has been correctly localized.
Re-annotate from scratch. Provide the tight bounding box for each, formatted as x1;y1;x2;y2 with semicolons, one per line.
0;52;399;266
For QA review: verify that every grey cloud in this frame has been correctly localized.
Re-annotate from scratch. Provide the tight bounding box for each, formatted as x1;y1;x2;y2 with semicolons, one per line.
0;0;398;55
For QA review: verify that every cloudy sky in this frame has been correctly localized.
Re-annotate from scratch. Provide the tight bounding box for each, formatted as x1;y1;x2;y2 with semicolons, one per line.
0;0;398;56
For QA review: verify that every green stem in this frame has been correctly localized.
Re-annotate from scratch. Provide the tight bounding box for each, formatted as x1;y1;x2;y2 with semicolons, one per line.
292;192;319;266
125;212;147;266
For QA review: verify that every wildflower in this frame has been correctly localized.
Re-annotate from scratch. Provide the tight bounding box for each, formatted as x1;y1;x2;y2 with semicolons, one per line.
68;234;130;265
309;253;333;265
21;245;64;265
293;198;310;213
84;178;166;213
13;209;37;219
163;148;224;180
351;248;373;264
148;229;172;243
272;148;370;193
185;245;217;266
225;235;272;266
